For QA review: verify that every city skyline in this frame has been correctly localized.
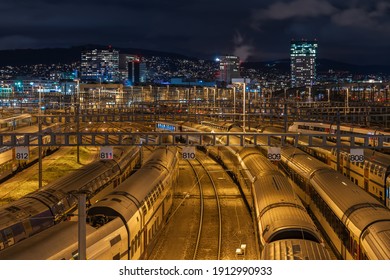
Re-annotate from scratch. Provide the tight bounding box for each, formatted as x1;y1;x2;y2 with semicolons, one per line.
0;0;389;65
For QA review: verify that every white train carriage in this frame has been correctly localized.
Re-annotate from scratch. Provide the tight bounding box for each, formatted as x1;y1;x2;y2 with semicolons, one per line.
87;147;179;260
0;147;179;260
238;148;323;247
263;126;390;209
288;121;390;149
0;146;141;252
280;146;390;260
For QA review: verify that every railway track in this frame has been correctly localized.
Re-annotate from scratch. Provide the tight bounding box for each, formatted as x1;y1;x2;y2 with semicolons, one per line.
147;148;258;260
188;153;222;260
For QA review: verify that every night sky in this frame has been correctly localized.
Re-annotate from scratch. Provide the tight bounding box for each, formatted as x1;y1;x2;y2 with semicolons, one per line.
1;0;389;65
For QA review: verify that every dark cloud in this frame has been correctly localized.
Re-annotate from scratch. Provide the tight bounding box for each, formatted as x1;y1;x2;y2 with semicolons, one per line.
0;0;389;65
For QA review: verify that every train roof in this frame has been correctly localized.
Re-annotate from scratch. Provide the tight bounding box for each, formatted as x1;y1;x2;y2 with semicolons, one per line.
310;168;390;229
254;173;321;243
261;239;333;260
298;134;390;167
361;220;390;260
88;147;176;221
283;146;333;175
238;148;277;173
200;121;237;130
0;220;95;260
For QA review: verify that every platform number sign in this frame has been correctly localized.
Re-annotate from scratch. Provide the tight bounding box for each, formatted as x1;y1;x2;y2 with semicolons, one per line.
100;146;113;160
15;146;29;161
267;147;281;161
182;146;196;160
350;149;364;163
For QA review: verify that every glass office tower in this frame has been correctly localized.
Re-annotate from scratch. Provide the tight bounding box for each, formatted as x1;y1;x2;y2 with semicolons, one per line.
290;40;318;88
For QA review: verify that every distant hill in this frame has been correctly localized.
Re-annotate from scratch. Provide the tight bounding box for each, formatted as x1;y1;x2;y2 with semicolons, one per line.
0;45;197;67
241;59;390;75
0;46;389;75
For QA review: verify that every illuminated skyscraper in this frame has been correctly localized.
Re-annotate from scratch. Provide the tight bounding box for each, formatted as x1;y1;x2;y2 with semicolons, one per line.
217;55;241;84
81;47;120;82
290;40;318;88
119;54;147;85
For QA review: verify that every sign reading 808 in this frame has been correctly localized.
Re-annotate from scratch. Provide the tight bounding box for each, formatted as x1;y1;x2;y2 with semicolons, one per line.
349;149;364;163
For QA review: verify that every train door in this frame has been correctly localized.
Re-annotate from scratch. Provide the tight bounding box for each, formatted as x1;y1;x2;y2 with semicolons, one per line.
109;234;122;260
3;228;14;247
351;236;359;259
0;233;4;250
364;163;370;192
385;174;390;209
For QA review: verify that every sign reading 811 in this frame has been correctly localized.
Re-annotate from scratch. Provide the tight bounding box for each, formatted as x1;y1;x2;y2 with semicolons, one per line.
100;146;113;160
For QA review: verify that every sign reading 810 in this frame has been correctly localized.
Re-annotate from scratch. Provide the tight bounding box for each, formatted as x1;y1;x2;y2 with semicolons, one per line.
182;146;196;160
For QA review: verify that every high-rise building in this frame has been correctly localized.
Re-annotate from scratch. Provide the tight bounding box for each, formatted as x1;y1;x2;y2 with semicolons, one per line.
81;47;120;82
290;40;318;88
119;54;147;85
217;55;241;84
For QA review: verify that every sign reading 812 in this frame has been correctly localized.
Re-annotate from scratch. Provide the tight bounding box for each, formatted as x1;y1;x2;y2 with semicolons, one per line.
15;146;29;161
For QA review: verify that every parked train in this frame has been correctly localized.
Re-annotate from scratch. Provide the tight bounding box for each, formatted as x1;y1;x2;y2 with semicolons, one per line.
236;148;330;260
0;124;61;182
239;124;390;259
288;121;390;149
260;125;390;209
278;146;390;259
290;132;390;209
0;146;179;259
0;114;32;132
0;144;141;252
156;120;332;260
180;120;390;259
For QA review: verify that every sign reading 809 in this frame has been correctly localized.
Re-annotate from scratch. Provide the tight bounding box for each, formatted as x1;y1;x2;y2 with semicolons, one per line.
267;147;281;161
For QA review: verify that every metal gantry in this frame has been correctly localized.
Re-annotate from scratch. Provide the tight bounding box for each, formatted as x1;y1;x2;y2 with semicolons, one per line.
2;131;389;150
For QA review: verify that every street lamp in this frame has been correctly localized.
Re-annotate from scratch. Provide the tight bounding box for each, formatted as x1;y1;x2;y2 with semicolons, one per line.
243;83;246;132
74;79;80;164
232;78;250;132
38;85;43;189
233;87;236;122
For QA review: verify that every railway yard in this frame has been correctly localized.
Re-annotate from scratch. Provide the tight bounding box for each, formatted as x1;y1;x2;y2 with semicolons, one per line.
0;113;388;260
